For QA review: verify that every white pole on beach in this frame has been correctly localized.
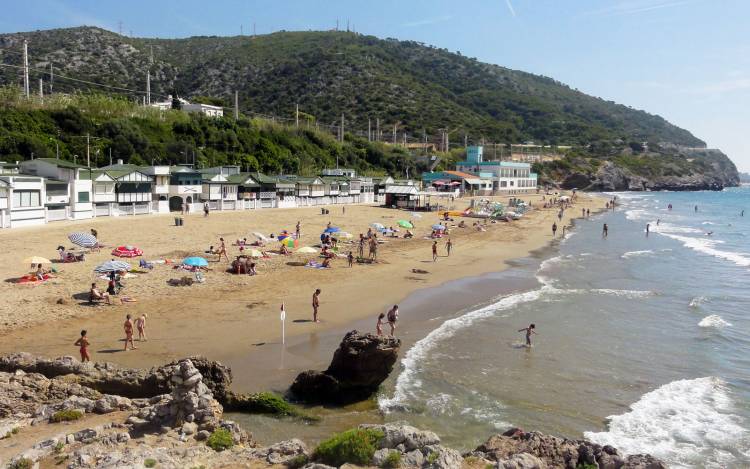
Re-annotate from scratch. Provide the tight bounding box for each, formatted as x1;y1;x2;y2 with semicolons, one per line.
280;302;286;345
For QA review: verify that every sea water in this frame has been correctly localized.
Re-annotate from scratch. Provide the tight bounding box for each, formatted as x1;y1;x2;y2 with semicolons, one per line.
379;188;750;468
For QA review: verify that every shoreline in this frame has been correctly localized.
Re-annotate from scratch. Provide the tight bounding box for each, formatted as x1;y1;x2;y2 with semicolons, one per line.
0;193;608;392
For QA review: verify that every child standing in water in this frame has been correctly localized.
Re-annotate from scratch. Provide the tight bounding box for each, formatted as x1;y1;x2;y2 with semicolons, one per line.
74;330;91;362
376;313;385;336
518;324;537;347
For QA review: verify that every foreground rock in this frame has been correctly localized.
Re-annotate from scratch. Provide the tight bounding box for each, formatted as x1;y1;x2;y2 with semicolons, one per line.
290;330;401;404
362;423;462;469
469;427;667;469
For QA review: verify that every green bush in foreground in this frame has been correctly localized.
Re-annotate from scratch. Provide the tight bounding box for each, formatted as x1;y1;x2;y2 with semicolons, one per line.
286;454;309;468
382;450;401;468
50;409;84;423
9;458;32;469
206;428;234;452
144;458;157;468
314;428;384;466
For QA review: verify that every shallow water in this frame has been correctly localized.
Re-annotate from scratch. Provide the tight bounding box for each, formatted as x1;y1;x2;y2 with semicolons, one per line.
377;188;750;468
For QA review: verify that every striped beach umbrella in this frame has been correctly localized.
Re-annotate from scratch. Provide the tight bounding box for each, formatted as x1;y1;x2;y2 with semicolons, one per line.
94;260;131;273
68;232;98;248
279;237;299;248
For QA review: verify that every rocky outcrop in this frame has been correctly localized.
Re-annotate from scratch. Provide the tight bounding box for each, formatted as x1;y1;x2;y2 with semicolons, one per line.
469;427;667;469
0;352;233;401
290;330;401;404
361;423;462;469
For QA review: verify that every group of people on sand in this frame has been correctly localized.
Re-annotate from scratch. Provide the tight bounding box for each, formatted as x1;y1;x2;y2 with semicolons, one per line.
73;313;147;362
431;238;453;261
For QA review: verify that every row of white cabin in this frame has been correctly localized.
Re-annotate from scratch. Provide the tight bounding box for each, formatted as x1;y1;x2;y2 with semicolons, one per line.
0;159;415;229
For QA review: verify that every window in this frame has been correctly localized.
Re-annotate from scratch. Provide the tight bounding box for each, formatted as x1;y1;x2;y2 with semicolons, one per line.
78;191;90;202
13;190;41;207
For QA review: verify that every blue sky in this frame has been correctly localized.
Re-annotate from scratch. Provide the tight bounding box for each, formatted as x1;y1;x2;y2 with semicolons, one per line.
2;0;749;170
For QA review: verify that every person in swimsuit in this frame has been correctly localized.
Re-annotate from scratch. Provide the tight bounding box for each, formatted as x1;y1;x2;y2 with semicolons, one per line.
124;314;137;351
432;241;438;262
74;330;91;362
347;251;354;268
135;314;147;341
358;234;365;258
518;323;536;347
218;237;229;261
552;222;557;237
602;223;608;238
646;223;650;237
387;305;399;336
446;238;453;256
312;289;321;323
376;313;385;336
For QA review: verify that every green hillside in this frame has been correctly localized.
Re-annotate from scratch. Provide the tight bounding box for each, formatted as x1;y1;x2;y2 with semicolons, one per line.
0;26;705;148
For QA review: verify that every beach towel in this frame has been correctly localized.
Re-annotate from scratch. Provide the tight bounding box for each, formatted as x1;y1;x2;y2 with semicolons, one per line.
305;261;328;269
17;274;52;284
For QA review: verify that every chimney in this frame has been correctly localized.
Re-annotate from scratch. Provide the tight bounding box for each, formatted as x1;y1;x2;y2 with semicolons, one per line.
117;159;124;165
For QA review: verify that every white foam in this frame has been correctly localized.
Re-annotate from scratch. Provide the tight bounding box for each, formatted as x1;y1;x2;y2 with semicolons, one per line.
658;232;750;267
625;209;648;221
592;289;655;299
698;315;732;328
585;377;750;468
651;223;703;235
379;287;554;411
621;250;654;259
689;296;709;308
702;221;716;225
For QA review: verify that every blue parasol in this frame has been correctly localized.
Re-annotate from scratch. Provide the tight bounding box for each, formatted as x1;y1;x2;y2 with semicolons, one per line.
182;257;208;267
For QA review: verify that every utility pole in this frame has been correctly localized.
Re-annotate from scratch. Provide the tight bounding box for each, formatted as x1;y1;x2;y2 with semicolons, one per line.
336;19;339;31
49;64;53;94
376;118;380;142
86;133;90;168
295;103;299;128
109;147;112;166
393;124;397;145
118;21;123;35
241;24;243;35
234;91;239;120
38;78;43;102
253;23;256;36
464;134;468;148
23;40;29;99
340;113;345;142
149;45;154;64
146;70;151;105
55;140;59;159
368;118;371;141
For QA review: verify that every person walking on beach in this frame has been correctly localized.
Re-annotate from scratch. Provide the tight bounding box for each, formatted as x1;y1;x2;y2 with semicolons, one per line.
582;208;585;218
123;314;137;351
347;251;354;268
312;289;321;323
432;241;438;262
552;222;557;237
646;223;650;237
602;223;609;238
387;305;399;336
358;234;365;258
135;313;147;341
518;324;537;347
370;235;379;261
586;208;590;218
203;202;210;217
342;206;346;215
446;238;453;256
218;238;229;261
376;313;385;336
295;221;301;239
74;330;91;362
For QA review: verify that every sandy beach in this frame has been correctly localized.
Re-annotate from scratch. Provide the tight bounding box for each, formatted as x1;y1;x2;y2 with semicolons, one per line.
0;193;606;383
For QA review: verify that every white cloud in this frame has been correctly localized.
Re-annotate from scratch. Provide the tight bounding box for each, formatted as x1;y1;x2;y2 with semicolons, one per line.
401;15;453;28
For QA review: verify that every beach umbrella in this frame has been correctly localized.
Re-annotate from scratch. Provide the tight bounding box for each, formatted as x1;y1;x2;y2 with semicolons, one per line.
370;222;385;230
277;232;292;241
94;260;131;273
247;249;263;258
24;256;51;265
397;220;413;229
337;232;353;239
111;246;143;258
432;224;447;231
182;257;208;267
68;232;98;248
296;246;318;254
324;226;340;233
252;232;270;242
279;237;299;248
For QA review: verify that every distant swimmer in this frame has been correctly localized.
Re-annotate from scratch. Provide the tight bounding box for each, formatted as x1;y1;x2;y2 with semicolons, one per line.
657;218;660;226
706;231;714;236
646;223;650;237
518;324;537;347
695;205;698;213
602;223;609;238
668;204;673;211
742;210;745;217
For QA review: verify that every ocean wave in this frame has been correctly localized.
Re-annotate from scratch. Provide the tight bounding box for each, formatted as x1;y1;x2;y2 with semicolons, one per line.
702;221;716;225
651;223;703;235
379;287;554;412
658;232;750;267
584;377;750;467
591;289;656;299
621;250;654;259
698;315;732;328
689;296;709;308
625;209;649;221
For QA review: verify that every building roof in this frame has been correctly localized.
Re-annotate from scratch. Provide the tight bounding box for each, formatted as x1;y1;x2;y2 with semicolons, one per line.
385;185;419;195
34;158;88;169
226;173;260;187
443;170;477;179
90;168;152;181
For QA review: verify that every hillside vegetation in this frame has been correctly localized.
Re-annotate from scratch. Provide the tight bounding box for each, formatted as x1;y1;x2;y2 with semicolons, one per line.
1;26;705;148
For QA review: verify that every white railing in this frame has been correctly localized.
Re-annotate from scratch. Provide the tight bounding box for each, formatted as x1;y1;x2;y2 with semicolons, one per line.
134;203;150;215
95;204;110;217
259;191;276;199
47;208;68;222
